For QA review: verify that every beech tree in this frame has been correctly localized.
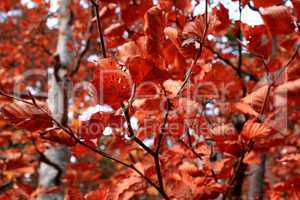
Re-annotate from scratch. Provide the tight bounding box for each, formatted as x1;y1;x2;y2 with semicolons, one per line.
0;0;300;200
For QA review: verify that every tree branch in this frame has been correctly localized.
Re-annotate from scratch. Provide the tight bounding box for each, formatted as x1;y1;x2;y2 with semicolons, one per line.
0;182;13;194
30;133;63;185
89;0;107;58
70;7;94;77
0;91;171;199
153;90;171;193
121;102;156;157
176;0;209;96
205;45;259;81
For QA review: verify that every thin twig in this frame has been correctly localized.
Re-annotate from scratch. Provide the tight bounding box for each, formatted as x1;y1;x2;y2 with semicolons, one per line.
176;0;209;96
153;89;171;193
0;182;13;193
121;102;156;157
89;0;107;58
185;127;203;160
204;45;258;81
70;7;94;76
29;133;62;185
236;0;247;96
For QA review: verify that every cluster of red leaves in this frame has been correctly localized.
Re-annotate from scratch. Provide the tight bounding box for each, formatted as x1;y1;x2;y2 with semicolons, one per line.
0;0;300;200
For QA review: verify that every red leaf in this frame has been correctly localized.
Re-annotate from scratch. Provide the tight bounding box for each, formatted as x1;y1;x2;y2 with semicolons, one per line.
41;128;75;146
241;23;272;58
164;27;196;58
144;6;165;65
183;13;218;39
118;39;146;63
104;23;125;37
127;56;153;84
213;3;231;34
91;58;132;108
253;0;282;8
0;101;52;132
85;187;108;200
262;6;296;35
292;0;300;20
78;111;123;140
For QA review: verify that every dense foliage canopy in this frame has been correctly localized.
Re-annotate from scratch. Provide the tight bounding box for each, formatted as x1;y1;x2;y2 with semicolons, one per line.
0;0;300;199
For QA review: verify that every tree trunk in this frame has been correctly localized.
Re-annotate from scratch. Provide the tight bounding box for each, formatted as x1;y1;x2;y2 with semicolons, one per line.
37;0;73;199
248;154;266;200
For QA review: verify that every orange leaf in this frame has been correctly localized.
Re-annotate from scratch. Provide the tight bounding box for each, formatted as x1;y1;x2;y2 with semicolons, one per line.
118;38;146;63
233;102;260;117
241;85;269;113
85;187;108;200
275;78;300;95
241;119;272;140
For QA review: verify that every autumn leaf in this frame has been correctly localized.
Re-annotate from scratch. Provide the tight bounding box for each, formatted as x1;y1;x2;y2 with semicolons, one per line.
144;6;165;64
0;101;53;132
127;56;153;85
213;3;231;34
40;128;75;146
241;23;272;58
292;0;300;20
279;153;300;164
241;119;272;140
164;26;196;58
262;6;296;36
118;38;146;63
182;13;219;39
275;78;300;95
91;58;132;108
253;0;282;8
234;102;260;117
78;111;123;140
85;187;109;200
241;85;269;113
106;173;147;200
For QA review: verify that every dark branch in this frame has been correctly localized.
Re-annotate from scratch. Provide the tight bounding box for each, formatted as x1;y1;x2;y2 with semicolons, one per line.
30;134;63;185
89;0;107;58
70;7;94;76
0;182;13;193
121;102;156;157
153;89;171;194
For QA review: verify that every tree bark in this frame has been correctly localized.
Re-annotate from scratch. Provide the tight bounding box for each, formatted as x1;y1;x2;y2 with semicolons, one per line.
37;0;73;199
247;154;266;200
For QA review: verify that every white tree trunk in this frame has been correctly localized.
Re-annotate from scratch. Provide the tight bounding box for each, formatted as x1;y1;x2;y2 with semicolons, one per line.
248;154;266;200
38;0;73;199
